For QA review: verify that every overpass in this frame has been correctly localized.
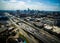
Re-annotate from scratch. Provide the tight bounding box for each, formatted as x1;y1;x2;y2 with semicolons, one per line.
6;13;60;43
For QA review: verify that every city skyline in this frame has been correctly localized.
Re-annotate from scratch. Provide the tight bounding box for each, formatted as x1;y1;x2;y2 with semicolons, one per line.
0;0;60;11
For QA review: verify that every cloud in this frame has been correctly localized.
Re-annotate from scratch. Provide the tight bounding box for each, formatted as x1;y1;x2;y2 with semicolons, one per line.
0;0;32;2
10;0;16;2
0;1;28;10
0;0;60;11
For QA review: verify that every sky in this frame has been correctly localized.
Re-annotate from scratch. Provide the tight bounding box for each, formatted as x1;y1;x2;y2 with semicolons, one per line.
0;0;60;11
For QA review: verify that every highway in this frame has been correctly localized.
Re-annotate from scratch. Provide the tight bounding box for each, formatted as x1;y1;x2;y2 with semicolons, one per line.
6;13;60;43
6;13;39;43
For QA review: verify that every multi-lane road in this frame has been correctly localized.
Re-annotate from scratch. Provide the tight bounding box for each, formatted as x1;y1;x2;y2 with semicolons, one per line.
6;13;60;43
6;13;39;43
